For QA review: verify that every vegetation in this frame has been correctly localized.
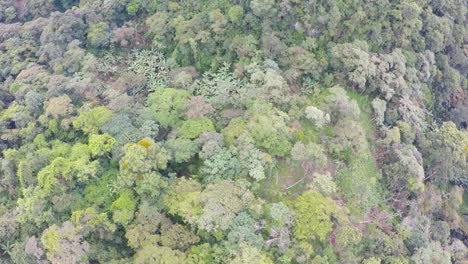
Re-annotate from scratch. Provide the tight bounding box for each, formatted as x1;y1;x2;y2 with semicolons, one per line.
0;0;466;263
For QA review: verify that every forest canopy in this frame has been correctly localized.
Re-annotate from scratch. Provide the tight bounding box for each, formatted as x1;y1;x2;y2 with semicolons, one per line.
0;0;467;263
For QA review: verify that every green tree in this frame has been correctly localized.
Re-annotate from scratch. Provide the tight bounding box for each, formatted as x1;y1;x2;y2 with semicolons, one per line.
73;106;112;134
88;133;116;157
179;117;215;139
147;88;190;128
134;245;186;264
291;191;339;242
40;221;90;264
111;189;137;226
425;122;468;186
87;22;111;48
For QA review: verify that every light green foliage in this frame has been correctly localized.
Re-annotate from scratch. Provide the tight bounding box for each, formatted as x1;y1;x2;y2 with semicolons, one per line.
87;22;111;48
126;0;141;16
336;154;381;215
371;98;386;126
147;88;190;127
202;147;241;183
71;207;116;236
268;202;294;228
36;140;103;194
73;106;112;134
226;212;264;250
88;133;116;157
290;141;327;166
331;41;376;91
40;221;90;264
165;138;199;163
16;187;50;226
236;133;272;181
111;189;137;226
187;243;215;264
382;144;425;194
83;169;116;209
230;242;274;264
411;241;451;264
125;203;172;249
223;118;248;145
0;0;466;263
291;191;339;241
425;122;468;186
179;117;215;139
119;139;168;175
37;158;75;193
244;101;292;156
160;224;200;250
165;178;203;225
197;180;255;232
227;5;243;23
309;172;337;196
134;245;186;264
116;139;170;201
363;257;382;264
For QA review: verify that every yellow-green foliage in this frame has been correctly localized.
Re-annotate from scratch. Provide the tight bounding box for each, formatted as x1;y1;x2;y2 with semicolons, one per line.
179;117;215;139
291;191;339;242
73;106;112;134
147;88;190;127
89;133;116;157
111;189;137;226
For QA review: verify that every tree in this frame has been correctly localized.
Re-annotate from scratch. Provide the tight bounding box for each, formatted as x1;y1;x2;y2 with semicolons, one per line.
73;106;112;134
425;122;468;186
125;203;172;250
382;144;425;197
185;96;215;119
244;101;292;157
40;221;90;264
229;242;274;264
411;241;451;264
290;142;327;175
160;224;200;251
24;0;56;19
308;172;337;197
71;207;116;238
179;117;215;139
134;245;186;264
147;88;190;128
197;180;255;232
87;22;111;48
202;147;242;183
88;133;115;157
111;189;137;226
164;138;199;163
291;191;339;242
304;106;330;128
371;98;386;126
226;212;264;250
164;178;203;226
24;236;45;262
331;41;376;91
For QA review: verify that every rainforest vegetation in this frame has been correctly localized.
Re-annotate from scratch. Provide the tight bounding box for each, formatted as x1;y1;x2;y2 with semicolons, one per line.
0;0;467;263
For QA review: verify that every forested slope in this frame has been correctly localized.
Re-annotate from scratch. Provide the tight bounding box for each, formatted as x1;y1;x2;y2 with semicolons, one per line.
0;0;467;263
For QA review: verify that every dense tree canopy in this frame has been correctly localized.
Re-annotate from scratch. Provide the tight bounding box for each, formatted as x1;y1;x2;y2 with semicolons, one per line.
0;0;466;263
